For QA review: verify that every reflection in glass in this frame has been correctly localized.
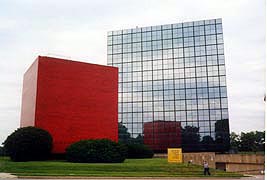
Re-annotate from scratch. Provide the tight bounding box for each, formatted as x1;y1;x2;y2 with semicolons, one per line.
109;18;229;152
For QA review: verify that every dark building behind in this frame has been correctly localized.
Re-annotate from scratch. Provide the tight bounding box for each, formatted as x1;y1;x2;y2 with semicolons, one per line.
144;121;181;152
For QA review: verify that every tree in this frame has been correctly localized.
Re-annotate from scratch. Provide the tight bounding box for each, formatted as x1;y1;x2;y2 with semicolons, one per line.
118;122;143;144
230;132;240;152
201;135;215;145
0;146;6;156
3;126;53;161
118;122;131;144
118;123;154;158
182;126;200;144
240;131;265;152
131;134;144;144
215;119;230;151
229;131;265;152
254;131;265;151
181;126;200;151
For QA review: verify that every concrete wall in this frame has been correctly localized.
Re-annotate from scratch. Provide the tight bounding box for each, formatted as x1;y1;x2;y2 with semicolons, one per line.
182;152;216;168
226;163;264;174
20;58;39;127
216;154;264;174
156;152;265;174
215;154;264;164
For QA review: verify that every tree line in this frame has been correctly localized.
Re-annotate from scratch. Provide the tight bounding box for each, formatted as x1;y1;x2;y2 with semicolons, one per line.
230;131;265;152
0;128;264;156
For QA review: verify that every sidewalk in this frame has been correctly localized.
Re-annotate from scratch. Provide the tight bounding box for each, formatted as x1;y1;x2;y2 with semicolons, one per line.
11;175;266;180
0;173;16;178
0;173;264;180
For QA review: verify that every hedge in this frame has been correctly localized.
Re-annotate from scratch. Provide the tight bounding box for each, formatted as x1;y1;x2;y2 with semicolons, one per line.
66;139;127;163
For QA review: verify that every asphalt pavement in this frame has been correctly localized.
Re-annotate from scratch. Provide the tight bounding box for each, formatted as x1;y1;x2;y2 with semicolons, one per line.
0;173;264;180
0;176;265;180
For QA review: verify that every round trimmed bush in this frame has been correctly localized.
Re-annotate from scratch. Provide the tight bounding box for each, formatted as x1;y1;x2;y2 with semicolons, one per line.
3;126;53;161
126;143;154;159
66;139;127;163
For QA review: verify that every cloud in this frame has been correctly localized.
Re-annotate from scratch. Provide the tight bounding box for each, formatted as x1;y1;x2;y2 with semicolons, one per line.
0;0;265;144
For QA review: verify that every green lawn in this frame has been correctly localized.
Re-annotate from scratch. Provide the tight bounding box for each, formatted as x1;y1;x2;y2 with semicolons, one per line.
0;157;242;177
238;151;265;155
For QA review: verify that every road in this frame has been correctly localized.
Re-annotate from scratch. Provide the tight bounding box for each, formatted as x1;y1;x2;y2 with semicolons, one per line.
0;173;264;180
0;176;265;180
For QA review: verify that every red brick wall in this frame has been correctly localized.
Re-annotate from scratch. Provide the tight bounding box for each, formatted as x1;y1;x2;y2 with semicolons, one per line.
21;56;118;153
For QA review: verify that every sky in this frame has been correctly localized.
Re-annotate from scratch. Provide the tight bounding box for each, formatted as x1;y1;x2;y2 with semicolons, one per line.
0;0;265;144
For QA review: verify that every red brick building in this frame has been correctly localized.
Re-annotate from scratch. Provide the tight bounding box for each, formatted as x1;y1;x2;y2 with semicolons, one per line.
20;56;118;153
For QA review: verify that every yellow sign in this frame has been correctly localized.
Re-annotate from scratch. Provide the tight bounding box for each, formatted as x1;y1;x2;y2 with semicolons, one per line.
168;148;182;163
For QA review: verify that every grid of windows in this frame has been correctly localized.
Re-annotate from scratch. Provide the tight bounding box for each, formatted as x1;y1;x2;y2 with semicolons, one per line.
108;18;229;151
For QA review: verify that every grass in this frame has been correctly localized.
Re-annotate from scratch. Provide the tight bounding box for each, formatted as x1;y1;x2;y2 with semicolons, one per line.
238;151;265;155
0;156;243;177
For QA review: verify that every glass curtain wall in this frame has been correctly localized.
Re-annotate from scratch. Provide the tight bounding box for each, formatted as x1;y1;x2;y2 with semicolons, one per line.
107;18;229;152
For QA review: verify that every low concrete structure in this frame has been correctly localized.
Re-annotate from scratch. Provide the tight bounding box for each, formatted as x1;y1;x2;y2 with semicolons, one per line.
183;152;216;168
155;152;265;174
183;152;264;174
215;154;264;174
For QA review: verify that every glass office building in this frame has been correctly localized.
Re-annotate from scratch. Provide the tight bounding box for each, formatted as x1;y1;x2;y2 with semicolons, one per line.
107;18;230;152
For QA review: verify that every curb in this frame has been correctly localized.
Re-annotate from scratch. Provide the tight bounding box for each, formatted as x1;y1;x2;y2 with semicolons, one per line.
17;176;243;179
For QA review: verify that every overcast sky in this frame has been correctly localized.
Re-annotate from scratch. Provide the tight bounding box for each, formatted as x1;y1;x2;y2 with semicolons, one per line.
0;0;265;144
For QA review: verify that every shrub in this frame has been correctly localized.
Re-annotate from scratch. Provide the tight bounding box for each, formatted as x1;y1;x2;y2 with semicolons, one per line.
126;143;154;159
0;146;6;156
66;139;127;163
3;126;53;161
